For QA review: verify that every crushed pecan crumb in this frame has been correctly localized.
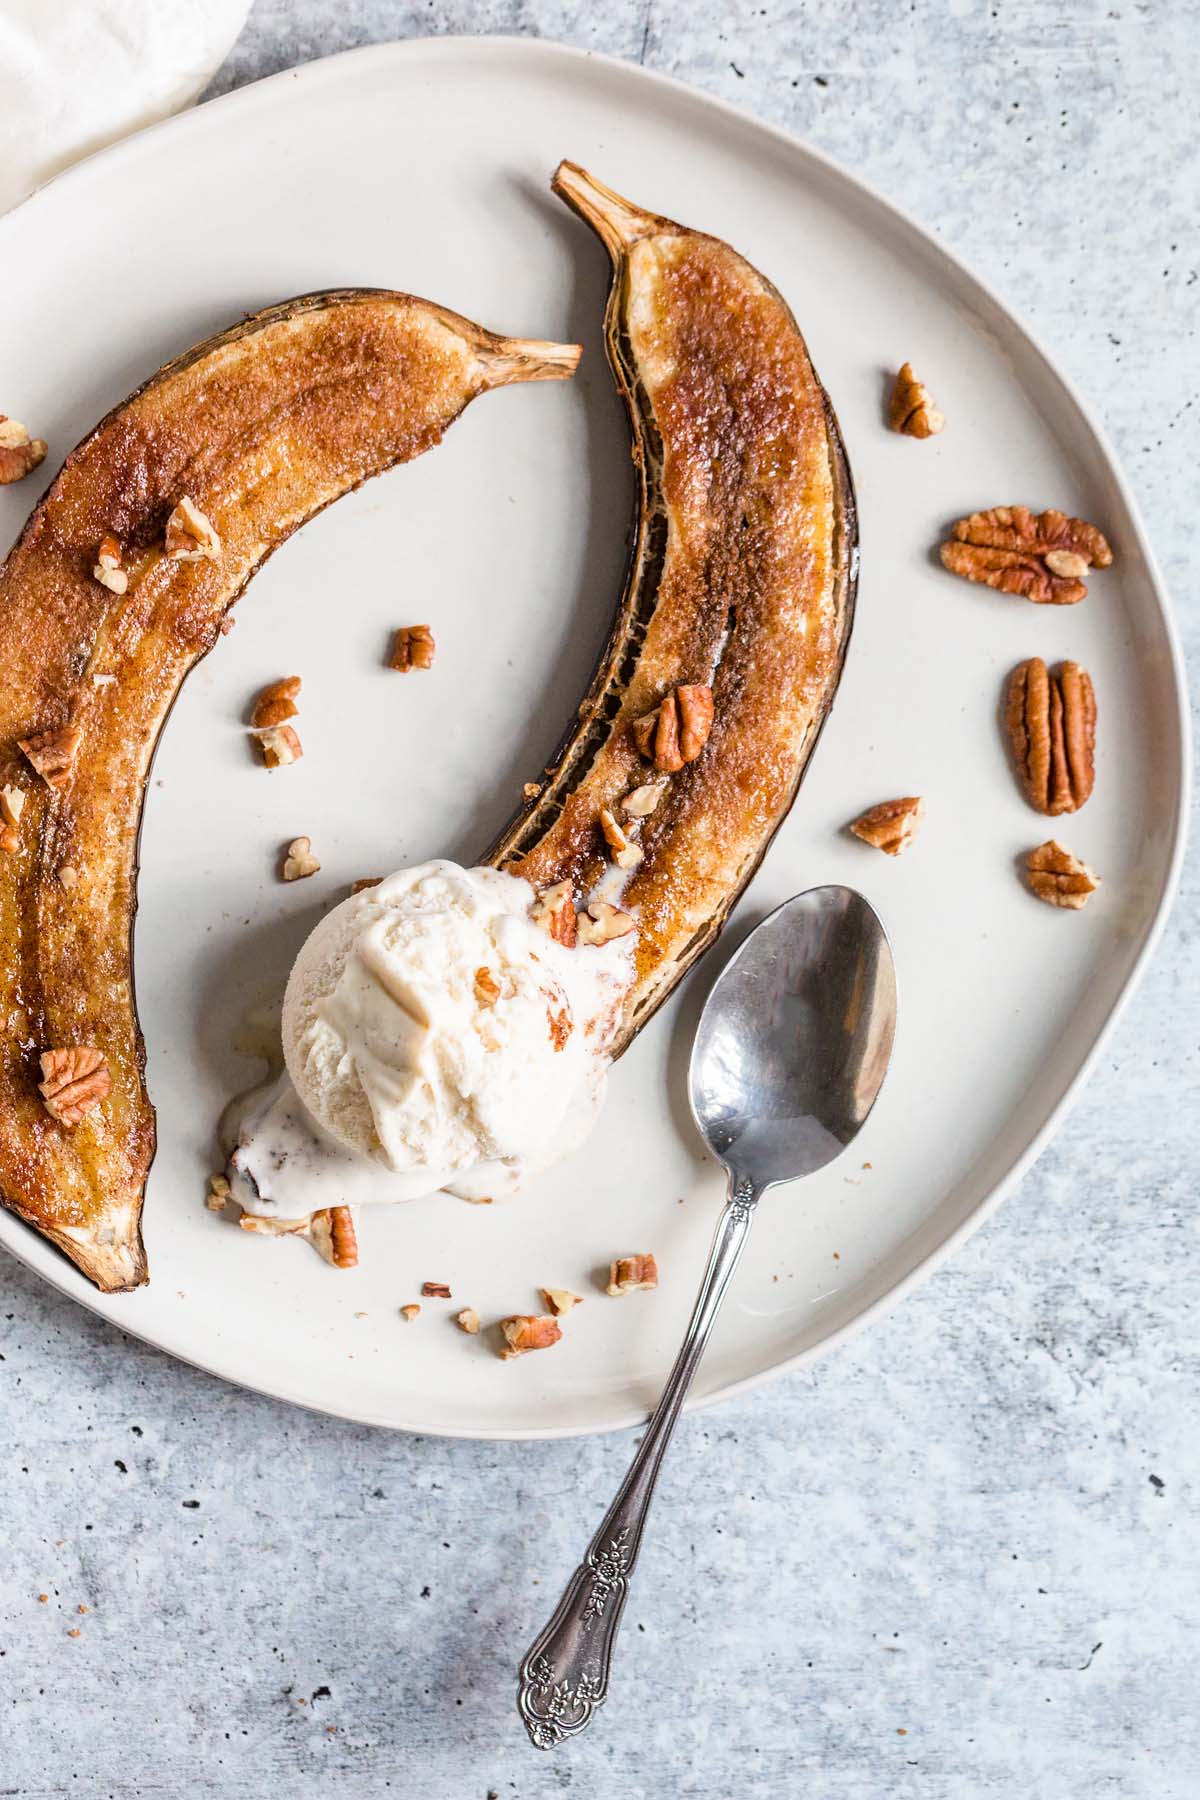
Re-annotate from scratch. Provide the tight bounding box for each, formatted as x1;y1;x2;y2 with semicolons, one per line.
421;1281;452;1299
389;625;436;671
38;1046;110;1126
92;534;128;595
633;683;714;771
254;724;303;769
474;966;501;1008
888;362;944;438
1026;840;1100;910
164;495;221;562
0;416;47;484
540;1287;583;1317
1006;658;1096;815
599;805;644;870
523;781;541;800
0;782;24;852
282;836;320;881
499;1314;562;1359
350;877;383;895
239;1205;357;1267
576;900;637;946
400;1303;421;1321
849;796;924;856
57;865;78;890
531;879;577;947
546;1004;572;1051
606;1253;659;1296
940;506;1112;605
19;723;81;789
455;1307;481;1334
250;675;301;729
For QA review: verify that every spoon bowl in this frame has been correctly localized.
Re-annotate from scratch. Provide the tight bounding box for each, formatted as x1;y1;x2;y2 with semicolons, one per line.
690;886;897;1189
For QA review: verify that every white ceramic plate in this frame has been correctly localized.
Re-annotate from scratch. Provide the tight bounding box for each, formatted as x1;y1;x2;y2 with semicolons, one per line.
0;39;1187;1438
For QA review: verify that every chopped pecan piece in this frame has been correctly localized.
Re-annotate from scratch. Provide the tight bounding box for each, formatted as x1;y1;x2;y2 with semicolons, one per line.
389;624;436;671
474;966;501;1008
281;836;320;881
422;1280;452;1299
940;506;1112;605
240;1205;357;1267
546;1004;572;1051
0;416;47;485
250;675;301;729
606;1253;659;1296
576;900;637;946
400;1303;422;1321
312;1207;358;1269
350;877;383;895
0;782;24;851
38;1046;110;1126
455;1307;481;1334
531;879;576;947
206;1173;232;1212
622;781;664;819
92;534;128;595
164;495;221;562
540;1287;583;1317
888;362;944;438
633;683;714;771
849;796;923;856
1006;658;1096;815
1026;840;1100;910
254;724;303;769
599;805;644;870
499;1314;562;1359
19;723;81;789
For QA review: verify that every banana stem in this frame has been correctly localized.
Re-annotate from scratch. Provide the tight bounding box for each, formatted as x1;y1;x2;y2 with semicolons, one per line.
552;161;659;257
482;338;582;386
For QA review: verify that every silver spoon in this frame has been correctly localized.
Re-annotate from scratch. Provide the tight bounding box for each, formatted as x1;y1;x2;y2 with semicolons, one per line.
517;885;898;1749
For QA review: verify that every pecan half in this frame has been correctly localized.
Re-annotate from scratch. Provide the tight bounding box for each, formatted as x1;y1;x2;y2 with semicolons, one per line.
92;534;128;595
38;1046;110;1126
499;1314;562;1359
540;1287;583;1317
940;506;1112;605
599;805;643;870
0;416;47;485
254;724;303;768
250;675;301;729
164;496;221;562
606;1253;659;1296
19;723;81;789
1026;840;1100;910
389;624;436;671
282;836;320;881
531;880;577;947
576;900;637;946
633;684;714;771
849;796;923;856
1006;658;1096;815
888;362;944;438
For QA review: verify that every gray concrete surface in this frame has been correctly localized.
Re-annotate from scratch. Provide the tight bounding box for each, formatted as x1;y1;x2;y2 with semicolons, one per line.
2;3;1197;1795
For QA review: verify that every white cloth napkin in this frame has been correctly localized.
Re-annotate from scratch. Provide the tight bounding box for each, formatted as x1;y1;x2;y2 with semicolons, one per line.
0;0;251;216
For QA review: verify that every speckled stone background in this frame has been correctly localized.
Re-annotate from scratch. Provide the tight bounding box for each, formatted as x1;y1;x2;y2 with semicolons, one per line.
2;4;1197;1796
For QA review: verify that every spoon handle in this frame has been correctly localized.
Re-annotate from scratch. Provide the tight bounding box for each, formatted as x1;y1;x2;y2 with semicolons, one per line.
517;1172;759;1748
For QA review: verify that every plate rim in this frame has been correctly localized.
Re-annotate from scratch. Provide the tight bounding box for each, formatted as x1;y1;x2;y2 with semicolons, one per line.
0;33;1190;1439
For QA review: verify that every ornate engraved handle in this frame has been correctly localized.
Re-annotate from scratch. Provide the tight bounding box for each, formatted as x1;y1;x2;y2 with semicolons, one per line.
517;1172;759;1748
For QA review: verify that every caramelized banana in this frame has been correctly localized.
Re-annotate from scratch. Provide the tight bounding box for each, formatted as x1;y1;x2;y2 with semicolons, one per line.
487;164;857;1048
0;293;579;1290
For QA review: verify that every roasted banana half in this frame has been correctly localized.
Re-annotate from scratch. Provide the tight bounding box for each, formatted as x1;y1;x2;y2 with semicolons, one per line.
0;294;580;1290
488;163;857;1050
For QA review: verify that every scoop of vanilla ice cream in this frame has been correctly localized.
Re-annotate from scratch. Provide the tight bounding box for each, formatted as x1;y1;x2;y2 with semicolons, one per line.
281;861;633;1202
